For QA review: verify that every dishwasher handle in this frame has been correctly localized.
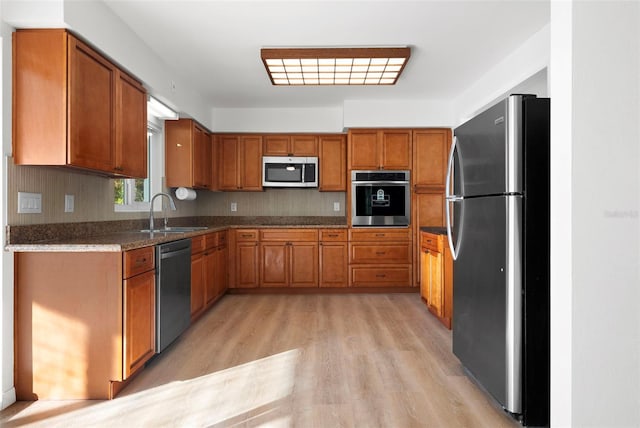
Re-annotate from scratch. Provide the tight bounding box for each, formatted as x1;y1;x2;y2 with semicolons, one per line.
158;239;192;260
159;246;191;260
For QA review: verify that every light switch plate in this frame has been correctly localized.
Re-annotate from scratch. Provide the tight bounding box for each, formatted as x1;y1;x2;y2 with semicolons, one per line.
18;192;42;214
65;194;74;213
333;202;340;212
230;202;237;212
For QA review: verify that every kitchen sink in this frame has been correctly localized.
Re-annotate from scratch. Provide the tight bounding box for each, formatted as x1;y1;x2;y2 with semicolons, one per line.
139;226;209;233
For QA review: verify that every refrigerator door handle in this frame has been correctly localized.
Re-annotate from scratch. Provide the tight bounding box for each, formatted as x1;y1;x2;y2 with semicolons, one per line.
446;136;461;260
445;136;457;200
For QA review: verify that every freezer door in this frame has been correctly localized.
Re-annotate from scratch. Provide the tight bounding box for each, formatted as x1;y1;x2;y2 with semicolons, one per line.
452;194;522;414
453;95;524;197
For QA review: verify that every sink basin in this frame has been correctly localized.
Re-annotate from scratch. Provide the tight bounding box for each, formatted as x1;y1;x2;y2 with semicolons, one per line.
139;226;209;233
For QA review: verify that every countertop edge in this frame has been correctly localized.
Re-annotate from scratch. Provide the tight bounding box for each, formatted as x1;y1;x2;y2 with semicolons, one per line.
6;224;349;252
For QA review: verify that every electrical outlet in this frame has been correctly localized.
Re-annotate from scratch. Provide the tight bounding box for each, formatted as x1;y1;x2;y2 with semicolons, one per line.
333;202;340;212
64;194;74;213
231;202;237;212
18;192;42;214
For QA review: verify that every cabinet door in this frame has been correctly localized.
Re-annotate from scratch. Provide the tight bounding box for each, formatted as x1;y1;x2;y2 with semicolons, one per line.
240;136;263;190
319;242;348;287
68;36;116;173
420;249;430;302
193;127;212;189
381;130;412;170
319;135;346;191
427;250;444;317
235;242;259;287
260;242;288;287
263;135;290;155
123;270;156;379
165;119;194;188
290;242;318;287
349;130;379;170
116;72;147;178
291;135;318;156
214;245;228;297
191;253;205;319
203;249;216;305
413;129;450;188
218;135;240;190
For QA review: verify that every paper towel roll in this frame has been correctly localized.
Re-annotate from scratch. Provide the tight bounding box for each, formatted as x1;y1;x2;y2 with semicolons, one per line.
175;187;197;201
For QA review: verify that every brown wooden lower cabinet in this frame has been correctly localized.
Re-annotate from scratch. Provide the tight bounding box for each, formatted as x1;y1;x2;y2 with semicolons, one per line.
232;229;260;288
259;229;318;288
319;229;348;287
15;247;156;400
348;228;413;287
420;231;453;329
192;231;228;320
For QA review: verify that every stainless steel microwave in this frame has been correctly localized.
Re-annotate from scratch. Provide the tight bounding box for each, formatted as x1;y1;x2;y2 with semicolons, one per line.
262;156;318;188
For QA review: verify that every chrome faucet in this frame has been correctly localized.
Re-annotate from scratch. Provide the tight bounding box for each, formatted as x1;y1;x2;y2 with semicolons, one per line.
149;192;177;231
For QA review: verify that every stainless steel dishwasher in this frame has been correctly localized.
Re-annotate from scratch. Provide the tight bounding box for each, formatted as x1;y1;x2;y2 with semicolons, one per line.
156;239;191;352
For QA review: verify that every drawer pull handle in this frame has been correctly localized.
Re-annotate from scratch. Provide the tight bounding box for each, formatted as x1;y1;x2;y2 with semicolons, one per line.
241;234;253;238
328;234;338;237
375;252;385;256
376;274;386;278
375;233;385;237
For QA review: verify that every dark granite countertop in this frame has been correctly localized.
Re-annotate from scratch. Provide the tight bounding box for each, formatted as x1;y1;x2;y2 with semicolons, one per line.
420;226;448;235
6;216;347;252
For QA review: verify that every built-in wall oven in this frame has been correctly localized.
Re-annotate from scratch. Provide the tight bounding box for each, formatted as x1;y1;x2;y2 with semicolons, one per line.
351;170;410;227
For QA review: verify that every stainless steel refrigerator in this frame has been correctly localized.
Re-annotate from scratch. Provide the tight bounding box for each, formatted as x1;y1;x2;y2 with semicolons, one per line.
446;94;549;427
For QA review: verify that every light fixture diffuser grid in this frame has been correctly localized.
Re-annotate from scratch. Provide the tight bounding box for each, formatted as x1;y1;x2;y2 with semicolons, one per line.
261;47;410;86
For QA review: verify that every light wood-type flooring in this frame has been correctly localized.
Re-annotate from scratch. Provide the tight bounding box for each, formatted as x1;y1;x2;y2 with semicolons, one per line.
1;293;519;427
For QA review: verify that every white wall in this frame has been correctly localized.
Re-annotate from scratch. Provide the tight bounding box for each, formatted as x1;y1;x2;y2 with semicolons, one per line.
559;1;640;425
212;107;343;133
343;99;454;128
0;3;15;408
453;23;550;125
549;2;573;425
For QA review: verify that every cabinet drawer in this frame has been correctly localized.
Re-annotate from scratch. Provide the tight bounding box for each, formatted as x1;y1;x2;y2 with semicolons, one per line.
420;232;442;253
236;229;259;242
260;229;318;242
349;228;411;242
320;229;347;241
350;265;411;287
204;232;218;249
123;246;155;279
191;236;206;254
349;243;411;264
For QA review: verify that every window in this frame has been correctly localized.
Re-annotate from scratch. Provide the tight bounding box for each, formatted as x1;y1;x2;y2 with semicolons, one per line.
114;132;154;211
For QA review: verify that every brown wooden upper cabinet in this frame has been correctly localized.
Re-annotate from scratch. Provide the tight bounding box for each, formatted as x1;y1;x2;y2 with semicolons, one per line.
165;119;212;189
263;134;318;156
216;134;263;191
413;128;452;189
13;29;147;178
348;129;412;170
319;134;347;191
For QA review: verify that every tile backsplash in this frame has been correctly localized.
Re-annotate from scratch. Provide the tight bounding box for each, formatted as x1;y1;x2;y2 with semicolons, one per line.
195;188;346;217
6;157;345;225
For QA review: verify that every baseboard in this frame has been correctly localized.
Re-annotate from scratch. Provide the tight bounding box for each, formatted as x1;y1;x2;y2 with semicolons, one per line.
2;387;16;410
227;287;418;294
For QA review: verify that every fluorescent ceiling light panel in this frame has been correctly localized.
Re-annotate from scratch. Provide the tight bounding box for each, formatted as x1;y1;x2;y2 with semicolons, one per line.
261;47;410;86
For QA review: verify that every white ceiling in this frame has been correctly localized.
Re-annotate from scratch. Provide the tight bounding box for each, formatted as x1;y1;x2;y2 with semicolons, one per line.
103;1;549;109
